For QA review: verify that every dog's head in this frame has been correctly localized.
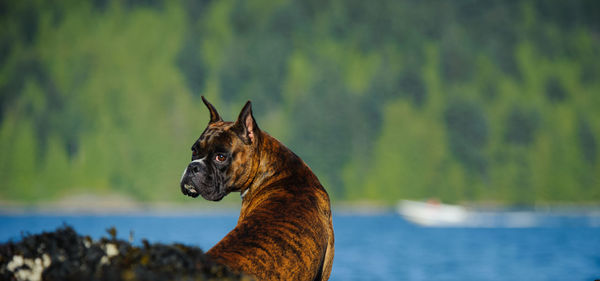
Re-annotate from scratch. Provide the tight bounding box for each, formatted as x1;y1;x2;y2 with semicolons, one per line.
180;97;260;201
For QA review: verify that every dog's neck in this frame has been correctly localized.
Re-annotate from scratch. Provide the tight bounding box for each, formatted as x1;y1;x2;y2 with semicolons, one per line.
238;131;314;215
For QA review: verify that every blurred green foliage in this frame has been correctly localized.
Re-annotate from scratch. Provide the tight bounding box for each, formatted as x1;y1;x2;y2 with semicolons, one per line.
0;0;599;205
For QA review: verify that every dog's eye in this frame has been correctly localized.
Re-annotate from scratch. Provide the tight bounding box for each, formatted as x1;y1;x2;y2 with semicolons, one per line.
215;153;227;162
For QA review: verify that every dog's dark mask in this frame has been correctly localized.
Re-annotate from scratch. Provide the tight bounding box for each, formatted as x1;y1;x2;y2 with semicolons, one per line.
180;135;232;200
180;97;258;201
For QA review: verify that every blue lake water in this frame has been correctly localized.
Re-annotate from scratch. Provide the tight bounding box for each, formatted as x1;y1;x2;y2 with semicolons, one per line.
1;212;599;281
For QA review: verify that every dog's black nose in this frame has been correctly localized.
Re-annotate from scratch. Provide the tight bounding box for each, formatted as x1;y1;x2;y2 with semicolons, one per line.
188;161;205;174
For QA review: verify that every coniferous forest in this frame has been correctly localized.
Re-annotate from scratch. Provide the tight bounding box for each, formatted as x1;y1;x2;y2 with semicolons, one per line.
1;0;599;206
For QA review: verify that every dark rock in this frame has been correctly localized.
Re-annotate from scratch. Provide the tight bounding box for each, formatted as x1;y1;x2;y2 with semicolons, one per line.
0;226;251;281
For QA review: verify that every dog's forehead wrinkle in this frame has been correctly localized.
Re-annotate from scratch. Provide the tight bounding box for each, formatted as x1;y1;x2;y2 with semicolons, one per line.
201;127;228;142
199;130;238;154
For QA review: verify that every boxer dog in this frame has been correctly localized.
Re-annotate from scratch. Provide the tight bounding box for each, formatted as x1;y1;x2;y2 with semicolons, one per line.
180;97;334;281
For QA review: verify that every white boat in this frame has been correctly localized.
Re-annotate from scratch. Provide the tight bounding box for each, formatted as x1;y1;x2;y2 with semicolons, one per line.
397;200;540;228
397;200;469;227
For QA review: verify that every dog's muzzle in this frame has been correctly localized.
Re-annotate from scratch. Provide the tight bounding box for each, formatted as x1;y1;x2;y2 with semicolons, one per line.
180;159;206;198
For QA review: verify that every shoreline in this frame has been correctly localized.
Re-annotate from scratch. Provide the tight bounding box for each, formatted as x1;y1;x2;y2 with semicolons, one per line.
2;202;600;217
2;194;600;216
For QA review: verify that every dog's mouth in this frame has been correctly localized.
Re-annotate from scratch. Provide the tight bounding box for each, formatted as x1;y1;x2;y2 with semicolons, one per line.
180;178;226;201
182;183;200;198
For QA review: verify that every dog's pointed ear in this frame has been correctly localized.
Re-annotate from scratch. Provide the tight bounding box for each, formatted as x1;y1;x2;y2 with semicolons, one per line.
234;100;259;145
202;96;222;123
